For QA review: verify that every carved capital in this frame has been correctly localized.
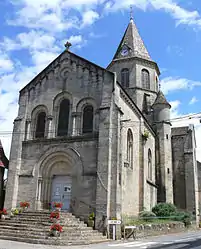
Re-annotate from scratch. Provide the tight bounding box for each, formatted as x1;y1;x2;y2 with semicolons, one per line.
47;115;53;121
26;118;31;123
72;112;82;117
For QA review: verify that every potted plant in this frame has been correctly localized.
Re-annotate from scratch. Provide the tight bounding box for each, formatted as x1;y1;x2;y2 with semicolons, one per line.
50;224;63;237
50;211;60;224
142;130;149;141
20;201;30;211
53;202;63;212
88;212;95;228
0;208;7;220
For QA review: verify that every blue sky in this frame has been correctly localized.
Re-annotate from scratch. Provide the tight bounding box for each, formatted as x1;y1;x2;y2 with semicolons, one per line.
0;0;201;159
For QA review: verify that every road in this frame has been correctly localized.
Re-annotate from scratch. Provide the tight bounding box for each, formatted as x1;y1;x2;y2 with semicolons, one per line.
0;231;201;249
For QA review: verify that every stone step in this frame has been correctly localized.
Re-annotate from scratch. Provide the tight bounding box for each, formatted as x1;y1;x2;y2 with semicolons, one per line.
0;223;93;231
9;216;83;223
0;230;107;242
4;217;86;224
0;211;107;245
0;225;99;234
2;223;90;231
0;235;108;246
0;231;47;240
23;211;73;216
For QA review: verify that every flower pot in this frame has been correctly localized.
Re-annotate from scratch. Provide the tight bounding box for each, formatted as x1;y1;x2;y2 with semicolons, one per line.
88;219;94;228
55;207;61;212
1;214;5;220
52;230;59;237
52;218;59;224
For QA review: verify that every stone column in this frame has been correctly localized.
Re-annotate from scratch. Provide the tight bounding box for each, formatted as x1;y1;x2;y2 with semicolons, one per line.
4;117;25;210
36;177;43;210
95;107;112;231
47;115;53;138
139;117;145;212
72;112;77;136
74;112;82;135
25;119;31;140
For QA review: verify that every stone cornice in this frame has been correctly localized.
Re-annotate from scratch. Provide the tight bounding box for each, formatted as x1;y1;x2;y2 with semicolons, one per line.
107;56;160;75
22;132;99;145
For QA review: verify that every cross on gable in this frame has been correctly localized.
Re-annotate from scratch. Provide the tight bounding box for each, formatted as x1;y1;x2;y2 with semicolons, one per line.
64;41;72;50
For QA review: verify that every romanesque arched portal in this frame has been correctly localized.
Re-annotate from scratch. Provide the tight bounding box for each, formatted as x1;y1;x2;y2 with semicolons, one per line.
36;147;83;210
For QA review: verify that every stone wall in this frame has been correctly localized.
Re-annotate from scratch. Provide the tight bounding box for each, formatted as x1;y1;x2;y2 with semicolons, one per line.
4;50;114;215
108;58;158;113
111;82;157;217
123;222;186;239
197;161;201;216
172;125;199;217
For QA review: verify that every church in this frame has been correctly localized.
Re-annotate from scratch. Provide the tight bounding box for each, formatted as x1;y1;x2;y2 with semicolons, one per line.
4;16;199;225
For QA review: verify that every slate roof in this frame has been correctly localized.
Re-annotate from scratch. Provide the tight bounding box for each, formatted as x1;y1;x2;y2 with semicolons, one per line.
152;91;171;108
113;18;151;61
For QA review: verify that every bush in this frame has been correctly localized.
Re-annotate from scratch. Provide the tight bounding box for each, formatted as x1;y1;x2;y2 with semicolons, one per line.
152;203;177;217
139;211;156;222
173;211;192;227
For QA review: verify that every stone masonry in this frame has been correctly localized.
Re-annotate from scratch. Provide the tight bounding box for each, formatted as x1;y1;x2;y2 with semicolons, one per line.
4;16;198;230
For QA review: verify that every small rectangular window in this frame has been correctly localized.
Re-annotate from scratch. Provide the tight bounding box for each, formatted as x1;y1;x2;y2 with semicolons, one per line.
166;134;169;139
119;173;122;185
167;168;170;174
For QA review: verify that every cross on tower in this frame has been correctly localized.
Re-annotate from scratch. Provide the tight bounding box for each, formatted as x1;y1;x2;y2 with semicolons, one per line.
64;41;72;50
130;5;133;20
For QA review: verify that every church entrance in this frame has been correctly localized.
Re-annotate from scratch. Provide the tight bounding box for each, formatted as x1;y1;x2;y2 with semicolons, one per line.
51;175;72;210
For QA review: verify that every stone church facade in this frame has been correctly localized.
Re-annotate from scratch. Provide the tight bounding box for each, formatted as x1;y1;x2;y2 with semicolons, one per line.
4;17;199;224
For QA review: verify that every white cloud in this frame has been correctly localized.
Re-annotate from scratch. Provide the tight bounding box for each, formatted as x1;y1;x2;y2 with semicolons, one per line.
189;96;199;105
161;77;201;94
0;50;14;73
105;0;201;30
63;35;87;50
68;35;83;45
82;10;99;27
8;0;201;33
170;100;181;118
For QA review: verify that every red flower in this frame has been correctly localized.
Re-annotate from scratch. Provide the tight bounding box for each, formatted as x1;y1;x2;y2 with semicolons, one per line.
50;224;63;232
20;202;30;208
50;211;60;219
53;202;63;208
0;208;7;215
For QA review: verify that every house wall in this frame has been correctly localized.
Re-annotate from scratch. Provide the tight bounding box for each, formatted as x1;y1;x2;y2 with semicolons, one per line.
172;125;199;216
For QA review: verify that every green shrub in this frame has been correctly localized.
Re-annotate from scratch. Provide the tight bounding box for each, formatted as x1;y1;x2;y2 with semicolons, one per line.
139;211;156;222
173;211;192;227
88;212;95;220
152;203;177;217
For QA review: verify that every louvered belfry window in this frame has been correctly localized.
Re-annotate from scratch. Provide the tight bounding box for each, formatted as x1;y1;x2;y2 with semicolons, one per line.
121;68;129;88
142;69;150;89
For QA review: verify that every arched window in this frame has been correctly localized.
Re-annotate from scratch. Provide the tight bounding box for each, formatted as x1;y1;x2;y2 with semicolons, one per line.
35;112;46;138
83;105;94;133
148;149;152;180
127;129;133;169
142;69;150;89
57;99;70;136
121;68;129;88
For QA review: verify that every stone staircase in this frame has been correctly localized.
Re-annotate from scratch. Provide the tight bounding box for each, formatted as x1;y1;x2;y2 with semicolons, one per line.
0;211;108;245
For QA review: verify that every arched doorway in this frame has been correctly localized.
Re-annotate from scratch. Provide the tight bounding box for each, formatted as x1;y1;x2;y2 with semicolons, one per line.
37;148;83;211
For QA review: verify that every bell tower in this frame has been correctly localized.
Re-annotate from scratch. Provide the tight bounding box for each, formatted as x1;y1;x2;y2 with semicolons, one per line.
107;15;160;118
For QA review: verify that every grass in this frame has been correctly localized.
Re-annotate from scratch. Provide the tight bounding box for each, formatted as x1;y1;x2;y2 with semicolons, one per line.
123;218;181;226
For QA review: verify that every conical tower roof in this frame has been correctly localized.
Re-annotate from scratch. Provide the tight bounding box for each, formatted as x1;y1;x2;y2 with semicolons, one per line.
113;18;151;61
152;91;171;108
